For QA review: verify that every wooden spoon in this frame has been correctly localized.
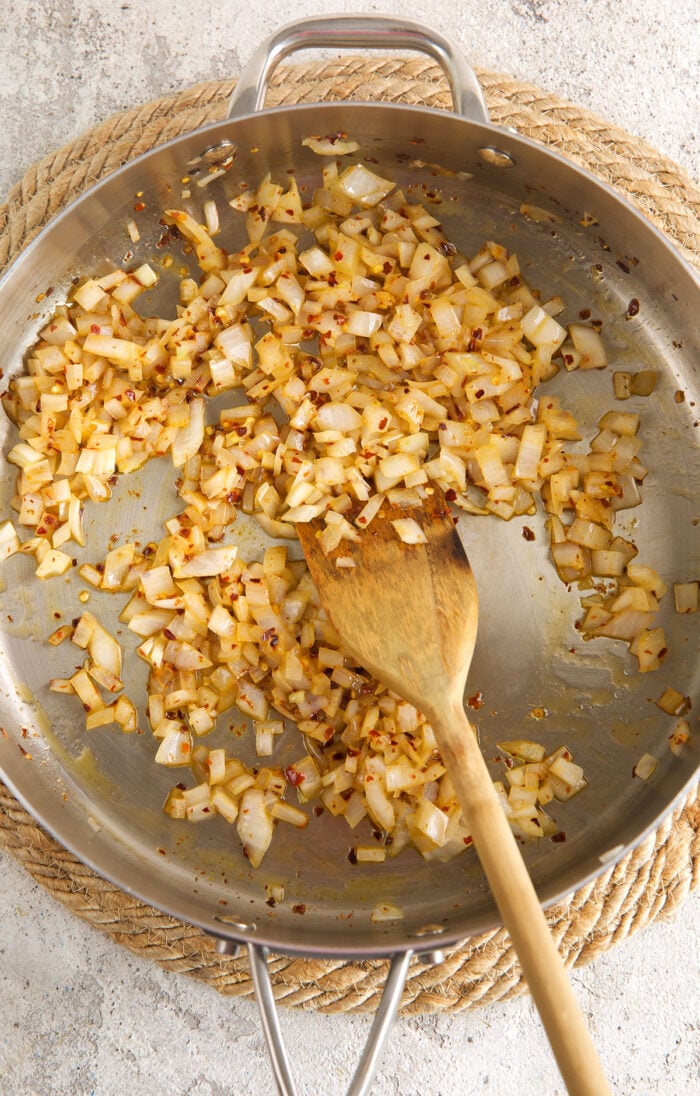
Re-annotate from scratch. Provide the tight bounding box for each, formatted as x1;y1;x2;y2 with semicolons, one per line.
297;488;611;1096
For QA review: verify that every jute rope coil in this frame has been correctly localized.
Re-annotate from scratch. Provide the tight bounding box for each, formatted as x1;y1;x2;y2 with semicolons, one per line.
1;57;698;1014
1;785;697;1013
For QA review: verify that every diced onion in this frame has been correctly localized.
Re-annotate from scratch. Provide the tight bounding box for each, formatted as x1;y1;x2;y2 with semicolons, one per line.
673;581;698;613
633;753;657;781
370;903;404;922
237;788;274;868
334;164;395;206
522;306;566;350
655;687;690;716
0;521;21;562
302;135;360;156
173;546;238;578
172;399;205;468
568;323;608;368
155;728;191;765
668;719;691;757
391;518;427;544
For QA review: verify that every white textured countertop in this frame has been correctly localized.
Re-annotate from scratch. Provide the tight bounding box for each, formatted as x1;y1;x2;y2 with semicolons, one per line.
1;2;698;1094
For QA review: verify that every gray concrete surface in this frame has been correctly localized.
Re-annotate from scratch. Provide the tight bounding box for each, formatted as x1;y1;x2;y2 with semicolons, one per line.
1;2;699;1094
1;849;698;1095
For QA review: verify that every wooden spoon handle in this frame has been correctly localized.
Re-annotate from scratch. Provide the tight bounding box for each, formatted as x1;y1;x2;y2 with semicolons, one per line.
433;701;611;1096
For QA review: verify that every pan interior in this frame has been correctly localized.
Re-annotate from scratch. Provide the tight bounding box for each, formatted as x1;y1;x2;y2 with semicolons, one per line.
0;103;697;956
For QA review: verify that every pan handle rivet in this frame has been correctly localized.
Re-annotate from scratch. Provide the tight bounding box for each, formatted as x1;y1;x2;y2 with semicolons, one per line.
478;146;516;168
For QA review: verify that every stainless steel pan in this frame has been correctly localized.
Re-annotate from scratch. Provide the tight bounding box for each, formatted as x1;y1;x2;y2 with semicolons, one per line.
1;17;698;1094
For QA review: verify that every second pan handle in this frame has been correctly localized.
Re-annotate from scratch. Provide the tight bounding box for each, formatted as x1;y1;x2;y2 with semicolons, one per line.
248;942;413;1096
227;15;490;125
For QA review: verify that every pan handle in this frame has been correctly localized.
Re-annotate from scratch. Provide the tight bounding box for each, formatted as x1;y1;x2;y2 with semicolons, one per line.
247;942;413;1096
227;16;490;125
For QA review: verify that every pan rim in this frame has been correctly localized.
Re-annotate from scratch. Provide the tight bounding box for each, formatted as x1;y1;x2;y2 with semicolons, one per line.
1;97;698;958
1;760;698;957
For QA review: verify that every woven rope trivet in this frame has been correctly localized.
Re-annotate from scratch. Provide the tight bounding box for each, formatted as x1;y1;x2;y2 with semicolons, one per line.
1;58;698;1015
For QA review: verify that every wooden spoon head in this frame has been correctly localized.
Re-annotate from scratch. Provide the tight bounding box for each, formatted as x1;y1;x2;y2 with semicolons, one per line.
297;489;478;717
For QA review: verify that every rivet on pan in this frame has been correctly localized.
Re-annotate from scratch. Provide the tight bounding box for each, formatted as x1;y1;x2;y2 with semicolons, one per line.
478;146;516;168
187;140;238;170
202;140;237;166
213;914;257;932
411;923;447;938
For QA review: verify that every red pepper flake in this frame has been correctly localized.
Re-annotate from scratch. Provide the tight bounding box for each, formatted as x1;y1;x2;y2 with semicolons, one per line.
626;298;640;318
551;831;567;843
467;691;484;710
522;526;535;541
284;766;305;787
292;903;307;915
134;201;146;212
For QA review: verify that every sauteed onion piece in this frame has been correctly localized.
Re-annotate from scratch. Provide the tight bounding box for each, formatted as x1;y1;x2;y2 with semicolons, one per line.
1;145;689;867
